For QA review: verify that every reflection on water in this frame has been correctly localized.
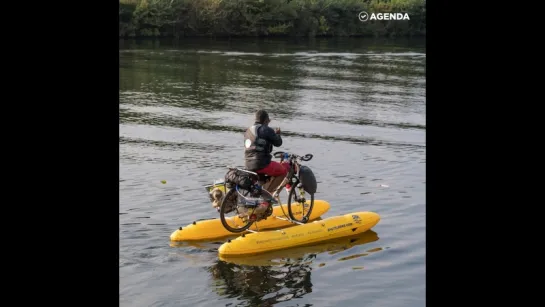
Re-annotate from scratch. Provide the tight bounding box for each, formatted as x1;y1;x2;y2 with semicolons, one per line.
210;259;312;306
206;230;380;306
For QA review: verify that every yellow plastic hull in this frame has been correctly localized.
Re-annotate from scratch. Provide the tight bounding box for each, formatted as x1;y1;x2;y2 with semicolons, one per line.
218;211;380;257
218;230;379;266
169;200;331;241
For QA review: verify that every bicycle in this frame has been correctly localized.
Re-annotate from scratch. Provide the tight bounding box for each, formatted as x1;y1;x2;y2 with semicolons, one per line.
213;151;317;233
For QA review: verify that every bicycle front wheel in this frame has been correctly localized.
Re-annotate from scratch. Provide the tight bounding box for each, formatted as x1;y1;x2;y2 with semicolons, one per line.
287;180;314;223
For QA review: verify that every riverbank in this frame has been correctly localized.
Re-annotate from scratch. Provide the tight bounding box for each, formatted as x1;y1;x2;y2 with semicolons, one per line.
119;0;426;39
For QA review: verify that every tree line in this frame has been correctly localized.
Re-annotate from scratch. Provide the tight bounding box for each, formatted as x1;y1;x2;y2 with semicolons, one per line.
119;0;426;38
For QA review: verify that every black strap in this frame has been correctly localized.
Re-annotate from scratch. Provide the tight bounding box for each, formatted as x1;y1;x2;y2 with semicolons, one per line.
256;125;262;139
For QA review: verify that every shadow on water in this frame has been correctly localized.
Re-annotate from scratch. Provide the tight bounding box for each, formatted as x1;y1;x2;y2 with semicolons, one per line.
119;120;423;149
119;37;426;53
120;37;425;124
203;230;379;307
120;41;303;117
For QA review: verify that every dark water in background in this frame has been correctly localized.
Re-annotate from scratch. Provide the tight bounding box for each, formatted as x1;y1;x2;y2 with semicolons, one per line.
119;38;425;307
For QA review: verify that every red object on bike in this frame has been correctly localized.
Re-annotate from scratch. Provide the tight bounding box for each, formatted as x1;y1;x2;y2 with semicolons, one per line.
256;161;290;177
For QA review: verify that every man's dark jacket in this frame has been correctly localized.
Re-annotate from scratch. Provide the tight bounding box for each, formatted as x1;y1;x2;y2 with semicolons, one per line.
244;122;282;171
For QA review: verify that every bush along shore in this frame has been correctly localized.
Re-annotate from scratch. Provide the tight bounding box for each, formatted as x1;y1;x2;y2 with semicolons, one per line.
119;0;426;38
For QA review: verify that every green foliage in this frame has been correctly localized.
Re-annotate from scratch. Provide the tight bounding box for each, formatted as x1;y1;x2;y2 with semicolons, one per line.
119;0;426;38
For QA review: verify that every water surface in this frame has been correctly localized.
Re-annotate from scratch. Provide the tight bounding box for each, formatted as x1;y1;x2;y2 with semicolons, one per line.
120;38;425;307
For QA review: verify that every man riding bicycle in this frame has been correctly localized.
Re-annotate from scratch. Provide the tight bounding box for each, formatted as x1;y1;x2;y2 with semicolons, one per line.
243;110;291;192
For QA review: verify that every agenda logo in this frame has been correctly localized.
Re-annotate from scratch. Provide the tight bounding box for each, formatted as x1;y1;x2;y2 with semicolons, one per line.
358;11;410;22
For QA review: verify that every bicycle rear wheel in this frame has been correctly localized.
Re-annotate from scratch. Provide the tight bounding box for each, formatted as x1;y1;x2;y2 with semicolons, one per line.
287;179;314;223
219;187;255;233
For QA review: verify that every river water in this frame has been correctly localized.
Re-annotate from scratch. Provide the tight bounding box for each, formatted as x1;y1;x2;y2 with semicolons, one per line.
120;38;425;307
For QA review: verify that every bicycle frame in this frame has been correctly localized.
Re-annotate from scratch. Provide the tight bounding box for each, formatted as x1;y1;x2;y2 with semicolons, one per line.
272;156;301;198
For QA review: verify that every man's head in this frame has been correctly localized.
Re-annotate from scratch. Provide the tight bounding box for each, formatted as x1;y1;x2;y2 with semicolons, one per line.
255;109;270;124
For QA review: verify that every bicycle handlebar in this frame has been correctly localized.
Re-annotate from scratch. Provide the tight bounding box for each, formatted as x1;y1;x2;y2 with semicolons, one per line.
273;151;313;162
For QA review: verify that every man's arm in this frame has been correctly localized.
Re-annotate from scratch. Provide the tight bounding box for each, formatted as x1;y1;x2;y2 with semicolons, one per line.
263;126;282;147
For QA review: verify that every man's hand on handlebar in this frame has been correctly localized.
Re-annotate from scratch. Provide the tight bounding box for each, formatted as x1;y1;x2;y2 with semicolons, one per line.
275;127;281;135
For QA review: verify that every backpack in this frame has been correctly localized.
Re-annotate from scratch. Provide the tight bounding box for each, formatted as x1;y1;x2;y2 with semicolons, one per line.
224;169;254;190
